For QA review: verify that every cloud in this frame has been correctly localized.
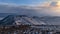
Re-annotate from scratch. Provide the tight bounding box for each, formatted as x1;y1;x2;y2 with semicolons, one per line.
0;2;60;17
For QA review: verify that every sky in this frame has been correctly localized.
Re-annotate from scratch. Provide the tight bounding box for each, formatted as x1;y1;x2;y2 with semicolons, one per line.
0;0;49;5
0;0;60;16
0;0;59;5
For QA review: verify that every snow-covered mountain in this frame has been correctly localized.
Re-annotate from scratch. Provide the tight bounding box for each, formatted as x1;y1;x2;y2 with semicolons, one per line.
39;16;60;25
0;13;16;20
0;15;60;25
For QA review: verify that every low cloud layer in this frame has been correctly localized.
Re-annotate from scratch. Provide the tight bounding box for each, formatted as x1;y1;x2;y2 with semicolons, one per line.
0;1;60;16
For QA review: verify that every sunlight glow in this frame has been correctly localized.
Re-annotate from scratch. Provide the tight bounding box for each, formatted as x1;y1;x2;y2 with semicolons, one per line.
57;1;60;7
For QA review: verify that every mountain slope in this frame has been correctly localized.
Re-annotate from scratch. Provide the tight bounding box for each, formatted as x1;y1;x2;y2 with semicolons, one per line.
0;15;60;25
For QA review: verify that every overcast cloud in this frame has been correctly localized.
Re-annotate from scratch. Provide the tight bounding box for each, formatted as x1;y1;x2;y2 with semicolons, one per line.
0;0;60;16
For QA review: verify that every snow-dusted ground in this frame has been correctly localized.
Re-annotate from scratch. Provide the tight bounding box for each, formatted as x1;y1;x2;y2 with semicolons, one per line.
1;15;60;25
0;17;4;20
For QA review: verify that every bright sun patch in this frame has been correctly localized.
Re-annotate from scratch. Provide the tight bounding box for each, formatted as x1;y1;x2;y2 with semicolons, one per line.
57;1;60;7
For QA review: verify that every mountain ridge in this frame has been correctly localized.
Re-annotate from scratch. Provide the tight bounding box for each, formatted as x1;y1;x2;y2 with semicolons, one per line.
0;15;60;25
